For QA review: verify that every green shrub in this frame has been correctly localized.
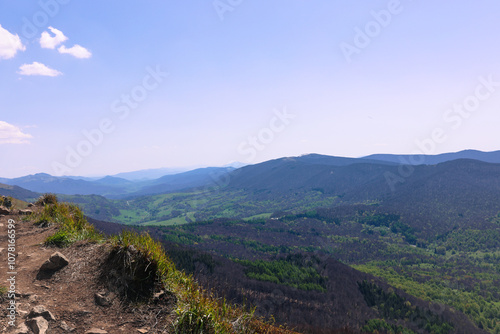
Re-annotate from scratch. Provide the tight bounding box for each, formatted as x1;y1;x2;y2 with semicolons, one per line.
0;196;13;208
35;193;58;206
362;319;416;334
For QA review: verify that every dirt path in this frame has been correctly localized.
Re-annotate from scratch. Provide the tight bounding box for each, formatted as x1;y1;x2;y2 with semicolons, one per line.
0;212;175;334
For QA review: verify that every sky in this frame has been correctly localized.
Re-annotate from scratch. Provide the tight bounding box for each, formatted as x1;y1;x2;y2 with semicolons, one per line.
1;1;500;178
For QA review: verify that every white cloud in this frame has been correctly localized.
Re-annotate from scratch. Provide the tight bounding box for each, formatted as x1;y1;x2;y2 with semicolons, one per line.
0;24;26;60
0;121;33;144
40;27;68;49
58;44;92;59
18;62;62;77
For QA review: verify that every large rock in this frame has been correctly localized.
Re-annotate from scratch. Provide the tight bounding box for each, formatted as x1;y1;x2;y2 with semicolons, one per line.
18;209;33;215
0;206;10;215
26;316;49;334
28;305;56;321
40;252;69;271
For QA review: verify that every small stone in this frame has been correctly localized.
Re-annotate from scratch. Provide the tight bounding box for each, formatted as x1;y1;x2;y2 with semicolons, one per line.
85;328;108;334
60;321;76;332
27;316;49;334
18;309;28;318
94;292;111;307
40;252;69;271
28;305;56;321
153;290;165;299
18;209;33;215
137;328;149;333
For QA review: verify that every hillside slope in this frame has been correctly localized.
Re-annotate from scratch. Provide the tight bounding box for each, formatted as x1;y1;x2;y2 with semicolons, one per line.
92;218;486;334
0;183;39;201
0;199;297;334
166;244;484;334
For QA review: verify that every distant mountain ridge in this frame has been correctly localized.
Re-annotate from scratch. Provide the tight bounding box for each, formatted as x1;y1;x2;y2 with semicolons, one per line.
1;149;500;199
112;167;191;181
364;149;500;165
0;167;234;198
281;154;399;166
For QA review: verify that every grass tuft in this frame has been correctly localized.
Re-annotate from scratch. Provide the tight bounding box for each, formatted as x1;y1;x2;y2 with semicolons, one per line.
32;195;103;246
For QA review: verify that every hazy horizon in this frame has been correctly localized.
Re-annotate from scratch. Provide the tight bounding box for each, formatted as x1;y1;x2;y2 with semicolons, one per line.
2;1;500;178
1;148;498;179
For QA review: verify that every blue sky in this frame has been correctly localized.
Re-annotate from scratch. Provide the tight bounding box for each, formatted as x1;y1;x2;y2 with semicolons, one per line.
1;1;500;177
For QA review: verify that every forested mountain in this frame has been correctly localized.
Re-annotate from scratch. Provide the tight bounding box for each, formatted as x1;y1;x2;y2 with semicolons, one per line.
91;217;485;334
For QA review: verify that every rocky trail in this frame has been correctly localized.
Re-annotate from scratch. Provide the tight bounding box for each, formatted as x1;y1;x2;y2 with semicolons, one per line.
0;205;175;334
